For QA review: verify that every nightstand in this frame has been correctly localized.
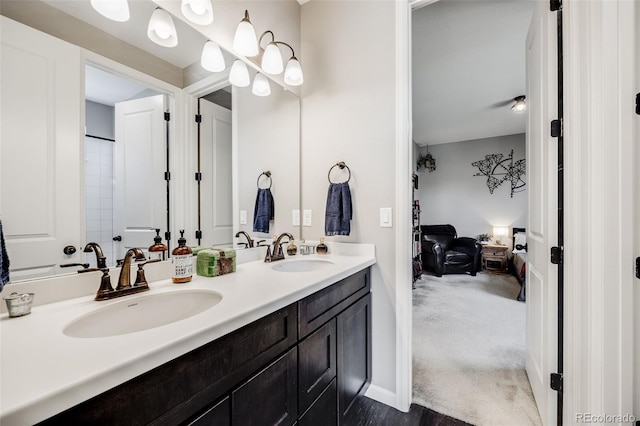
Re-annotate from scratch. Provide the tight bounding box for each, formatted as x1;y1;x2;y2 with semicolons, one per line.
482;244;508;272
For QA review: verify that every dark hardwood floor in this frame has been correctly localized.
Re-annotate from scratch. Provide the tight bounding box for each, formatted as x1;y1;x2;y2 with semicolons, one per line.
343;396;473;426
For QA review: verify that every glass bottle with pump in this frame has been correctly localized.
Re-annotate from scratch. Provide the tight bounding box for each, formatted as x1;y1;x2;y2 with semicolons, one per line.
149;229;168;260
172;230;193;283
316;237;328;255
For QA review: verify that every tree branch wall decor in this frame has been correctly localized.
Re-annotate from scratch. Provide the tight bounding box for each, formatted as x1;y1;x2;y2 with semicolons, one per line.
471;150;526;198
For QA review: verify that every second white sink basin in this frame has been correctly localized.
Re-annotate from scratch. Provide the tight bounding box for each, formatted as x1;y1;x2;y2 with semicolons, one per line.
271;258;335;272
63;290;223;338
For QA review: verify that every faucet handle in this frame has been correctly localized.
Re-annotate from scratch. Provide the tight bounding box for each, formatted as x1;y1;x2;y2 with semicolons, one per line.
95;268;114;301
134;259;160;287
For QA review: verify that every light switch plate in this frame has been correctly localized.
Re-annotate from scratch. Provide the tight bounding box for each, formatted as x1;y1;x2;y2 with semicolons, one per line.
380;207;392;227
303;210;312;227
292;210;300;226
240;210;247;225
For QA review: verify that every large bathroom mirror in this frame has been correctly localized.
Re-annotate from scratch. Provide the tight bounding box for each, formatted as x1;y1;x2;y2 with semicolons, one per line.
0;0;301;283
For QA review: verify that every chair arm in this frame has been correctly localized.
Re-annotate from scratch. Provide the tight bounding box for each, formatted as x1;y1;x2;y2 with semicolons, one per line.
451;237;482;272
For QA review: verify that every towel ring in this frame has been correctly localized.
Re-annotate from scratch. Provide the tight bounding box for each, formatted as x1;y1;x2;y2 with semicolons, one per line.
328;162;351;183
257;171;272;189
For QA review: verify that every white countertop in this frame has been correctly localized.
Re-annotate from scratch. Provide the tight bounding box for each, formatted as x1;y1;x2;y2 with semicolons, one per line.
0;244;375;425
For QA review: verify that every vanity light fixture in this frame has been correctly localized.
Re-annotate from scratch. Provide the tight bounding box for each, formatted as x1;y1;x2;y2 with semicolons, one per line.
284;55;304;86
229;60;250;87
511;95;526;113
90;0;130;22
181;0;213;26
147;7;178;47
233;10;259;57
260;32;284;75
252;73;271;97
201;40;225;72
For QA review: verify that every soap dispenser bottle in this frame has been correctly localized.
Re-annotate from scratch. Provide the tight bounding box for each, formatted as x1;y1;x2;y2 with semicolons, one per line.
172;230;193;283
149;229;168;260
316;237;328;255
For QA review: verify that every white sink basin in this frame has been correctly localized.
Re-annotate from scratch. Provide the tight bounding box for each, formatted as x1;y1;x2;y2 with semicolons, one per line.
271;258;335;272
63;290;223;338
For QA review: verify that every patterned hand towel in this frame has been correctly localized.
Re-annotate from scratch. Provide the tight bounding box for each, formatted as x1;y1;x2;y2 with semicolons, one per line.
253;188;274;233
325;182;352;236
0;220;10;291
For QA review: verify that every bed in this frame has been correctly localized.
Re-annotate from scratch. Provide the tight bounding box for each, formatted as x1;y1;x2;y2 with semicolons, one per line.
510;227;527;302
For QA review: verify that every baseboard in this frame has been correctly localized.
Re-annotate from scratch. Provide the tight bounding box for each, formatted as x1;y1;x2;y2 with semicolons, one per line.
364;384;400;410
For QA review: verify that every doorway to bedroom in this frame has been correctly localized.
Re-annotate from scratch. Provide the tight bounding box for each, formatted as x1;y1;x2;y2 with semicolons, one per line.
410;1;539;424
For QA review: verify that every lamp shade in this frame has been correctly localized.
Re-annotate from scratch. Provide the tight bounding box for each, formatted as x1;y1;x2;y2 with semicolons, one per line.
147;8;178;47
201;41;225;72
229;60;250;87
91;0;130;22
252;73;271;97
284;57;304;86
261;42;284;75
181;0;213;25
493;226;509;244
233;10;258;57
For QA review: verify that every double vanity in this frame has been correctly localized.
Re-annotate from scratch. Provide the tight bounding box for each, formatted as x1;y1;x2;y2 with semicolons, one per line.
0;243;375;425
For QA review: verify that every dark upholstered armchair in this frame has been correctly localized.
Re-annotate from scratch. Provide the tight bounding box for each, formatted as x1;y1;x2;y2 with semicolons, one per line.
421;224;482;277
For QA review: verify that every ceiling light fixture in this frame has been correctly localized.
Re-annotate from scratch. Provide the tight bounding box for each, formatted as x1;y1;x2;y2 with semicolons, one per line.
181;0;213;25
511;95;526;113
233;10;259;57
147;8;178;47
229;60;250;87
252;73;271;97
90;0;130;22
201;40;225;72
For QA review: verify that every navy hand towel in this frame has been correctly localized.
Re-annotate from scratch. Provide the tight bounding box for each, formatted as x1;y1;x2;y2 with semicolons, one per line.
325;182;352;236
0;220;10;291
253;188;274;233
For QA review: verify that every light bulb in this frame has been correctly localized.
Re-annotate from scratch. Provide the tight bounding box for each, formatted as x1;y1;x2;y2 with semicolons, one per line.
252;73;271;97
147;8;178;47
201;41;225;72
233;10;259;57
511;96;526;113
261;42;284;75
90;0;130;22
181;0;213;26
284;57;304;86
229;60;250;87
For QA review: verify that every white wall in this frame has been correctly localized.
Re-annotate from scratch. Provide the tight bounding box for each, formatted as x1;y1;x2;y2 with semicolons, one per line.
416;133;526;239
301;1;398;398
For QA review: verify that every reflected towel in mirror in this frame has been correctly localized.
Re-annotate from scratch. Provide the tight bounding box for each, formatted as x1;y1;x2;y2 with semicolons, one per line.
253;188;274;233
0;220;10;290
325;182;352;236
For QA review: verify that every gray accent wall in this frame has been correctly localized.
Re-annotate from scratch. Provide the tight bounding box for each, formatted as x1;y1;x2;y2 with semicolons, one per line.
85;100;114;140
416;133;526;239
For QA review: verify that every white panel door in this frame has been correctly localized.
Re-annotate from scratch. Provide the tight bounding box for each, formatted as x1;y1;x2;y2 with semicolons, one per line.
0;17;83;281
525;4;558;425
199;99;233;247
635;0;640;417
114;95;166;259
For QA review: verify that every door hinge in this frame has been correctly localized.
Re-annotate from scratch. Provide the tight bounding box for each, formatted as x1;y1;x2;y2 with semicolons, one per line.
550;0;561;11
195;172;202;182
550;373;563;391
551;246;563;265
164;231;171;241
195;230;202;239
636;257;640;279
195;114;202;123
551;119;562;137
635;93;639;115
164;112;170;121
164;171;171;181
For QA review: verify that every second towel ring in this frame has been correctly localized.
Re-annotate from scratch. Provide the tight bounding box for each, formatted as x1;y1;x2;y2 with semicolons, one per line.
328;162;351;183
257;171;272;189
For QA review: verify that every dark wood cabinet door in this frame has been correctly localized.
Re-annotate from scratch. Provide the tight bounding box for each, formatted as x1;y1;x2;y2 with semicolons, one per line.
298;379;337;426
337;294;372;423
298;319;336;412
232;348;298;426
188;396;229;426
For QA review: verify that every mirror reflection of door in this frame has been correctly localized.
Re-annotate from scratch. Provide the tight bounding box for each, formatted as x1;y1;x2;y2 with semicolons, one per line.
85;65;165;267
198;88;233;248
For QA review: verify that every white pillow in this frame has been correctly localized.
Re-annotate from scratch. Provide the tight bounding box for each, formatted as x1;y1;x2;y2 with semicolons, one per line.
513;232;527;253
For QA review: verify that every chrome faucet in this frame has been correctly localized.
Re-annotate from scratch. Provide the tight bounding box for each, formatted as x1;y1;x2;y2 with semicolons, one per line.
265;233;294;262
235;231;254;248
83;242;107;269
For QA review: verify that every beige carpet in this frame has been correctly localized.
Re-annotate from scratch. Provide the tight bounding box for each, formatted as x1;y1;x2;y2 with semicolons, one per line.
412;272;542;426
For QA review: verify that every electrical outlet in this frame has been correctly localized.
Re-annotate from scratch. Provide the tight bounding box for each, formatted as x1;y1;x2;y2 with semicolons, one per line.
292;210;300;226
240;210;247;225
303;210;312;227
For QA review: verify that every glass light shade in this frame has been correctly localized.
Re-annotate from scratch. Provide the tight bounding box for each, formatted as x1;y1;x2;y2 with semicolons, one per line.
147;8;178;47
229;60;250;87
201;41;225;72
511;96;526;113
252;73;271;97
233;11;259;57
261;43;284;75
284;57;304;86
90;0;130;22
181;0;213;25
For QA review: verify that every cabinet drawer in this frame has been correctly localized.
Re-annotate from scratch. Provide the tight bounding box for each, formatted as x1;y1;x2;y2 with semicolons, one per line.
482;246;507;257
298;268;370;338
188;396;229;426
299;319;336;412
299;379;337;426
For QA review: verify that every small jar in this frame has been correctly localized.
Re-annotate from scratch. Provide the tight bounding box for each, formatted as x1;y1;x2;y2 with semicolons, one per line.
316;238;328;255
287;240;297;256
